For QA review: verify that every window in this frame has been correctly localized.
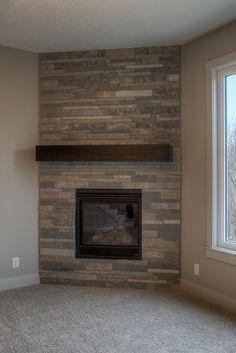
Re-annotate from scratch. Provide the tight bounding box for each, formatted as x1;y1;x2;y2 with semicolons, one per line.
225;72;236;247
206;52;236;265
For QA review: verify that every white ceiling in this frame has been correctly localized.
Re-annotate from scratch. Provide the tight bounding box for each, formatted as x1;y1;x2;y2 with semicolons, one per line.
0;0;236;53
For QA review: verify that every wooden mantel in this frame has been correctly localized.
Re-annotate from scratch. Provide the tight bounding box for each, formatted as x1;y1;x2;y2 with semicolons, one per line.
35;144;173;162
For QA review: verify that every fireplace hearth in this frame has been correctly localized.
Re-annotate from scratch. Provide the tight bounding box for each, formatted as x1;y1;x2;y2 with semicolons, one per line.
76;189;142;260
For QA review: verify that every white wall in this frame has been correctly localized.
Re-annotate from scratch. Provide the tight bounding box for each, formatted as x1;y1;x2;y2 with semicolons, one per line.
181;20;236;312
0;45;39;290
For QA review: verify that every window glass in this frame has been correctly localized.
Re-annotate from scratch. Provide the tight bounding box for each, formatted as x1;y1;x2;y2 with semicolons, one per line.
226;73;236;243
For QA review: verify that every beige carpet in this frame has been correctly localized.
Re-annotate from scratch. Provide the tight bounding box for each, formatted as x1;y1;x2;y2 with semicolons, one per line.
0;285;235;353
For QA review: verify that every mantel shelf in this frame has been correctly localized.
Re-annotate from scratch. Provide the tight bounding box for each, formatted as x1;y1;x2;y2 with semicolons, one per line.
35;144;173;162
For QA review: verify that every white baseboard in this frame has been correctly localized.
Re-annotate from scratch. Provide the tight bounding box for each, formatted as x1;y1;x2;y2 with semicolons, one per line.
181;279;236;314
0;273;39;292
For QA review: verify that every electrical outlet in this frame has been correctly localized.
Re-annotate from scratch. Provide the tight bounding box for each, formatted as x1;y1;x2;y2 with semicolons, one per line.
12;257;20;269
194;263;200;276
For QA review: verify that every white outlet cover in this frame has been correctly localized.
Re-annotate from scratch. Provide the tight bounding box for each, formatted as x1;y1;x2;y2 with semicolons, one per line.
12;257;20;269
194;263;200;276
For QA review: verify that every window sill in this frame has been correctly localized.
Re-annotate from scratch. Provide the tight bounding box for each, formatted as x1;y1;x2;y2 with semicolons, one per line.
205;247;236;266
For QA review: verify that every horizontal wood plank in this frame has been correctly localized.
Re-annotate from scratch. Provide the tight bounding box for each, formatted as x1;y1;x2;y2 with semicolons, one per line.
36;145;173;162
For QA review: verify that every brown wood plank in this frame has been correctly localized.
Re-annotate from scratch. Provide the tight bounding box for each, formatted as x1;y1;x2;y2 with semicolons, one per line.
36;144;173;162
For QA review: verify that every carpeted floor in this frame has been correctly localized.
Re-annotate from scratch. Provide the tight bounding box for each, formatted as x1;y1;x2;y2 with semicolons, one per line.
0;285;235;353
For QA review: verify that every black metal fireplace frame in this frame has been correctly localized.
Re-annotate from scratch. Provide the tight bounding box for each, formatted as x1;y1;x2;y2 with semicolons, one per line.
75;189;142;260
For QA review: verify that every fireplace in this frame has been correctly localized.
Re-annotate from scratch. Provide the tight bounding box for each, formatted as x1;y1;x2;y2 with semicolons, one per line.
38;47;180;288
75;189;142;260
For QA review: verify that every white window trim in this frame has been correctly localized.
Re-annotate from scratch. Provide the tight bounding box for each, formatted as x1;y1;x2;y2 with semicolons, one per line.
206;51;236;266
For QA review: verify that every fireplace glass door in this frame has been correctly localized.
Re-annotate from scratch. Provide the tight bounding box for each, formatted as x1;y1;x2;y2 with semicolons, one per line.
76;189;141;259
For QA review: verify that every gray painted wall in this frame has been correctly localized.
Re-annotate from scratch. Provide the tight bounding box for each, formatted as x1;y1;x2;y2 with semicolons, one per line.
181;21;236;302
0;45;38;286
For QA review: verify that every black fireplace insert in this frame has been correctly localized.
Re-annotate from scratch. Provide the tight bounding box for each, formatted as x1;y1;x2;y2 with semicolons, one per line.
75;189;141;259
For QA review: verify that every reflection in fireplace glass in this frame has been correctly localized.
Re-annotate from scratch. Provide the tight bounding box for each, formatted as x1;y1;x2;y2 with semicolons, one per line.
81;201;139;246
